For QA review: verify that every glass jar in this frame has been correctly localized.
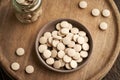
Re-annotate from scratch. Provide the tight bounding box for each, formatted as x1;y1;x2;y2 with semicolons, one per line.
12;0;42;23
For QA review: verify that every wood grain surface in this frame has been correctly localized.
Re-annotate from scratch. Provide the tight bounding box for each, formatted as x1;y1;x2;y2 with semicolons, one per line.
0;0;120;80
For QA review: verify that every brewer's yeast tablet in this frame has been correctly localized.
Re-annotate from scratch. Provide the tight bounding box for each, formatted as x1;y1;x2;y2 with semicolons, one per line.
11;62;20;71
25;65;34;74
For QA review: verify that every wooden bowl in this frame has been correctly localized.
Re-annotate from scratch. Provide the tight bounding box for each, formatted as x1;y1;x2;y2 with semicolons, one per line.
35;19;93;73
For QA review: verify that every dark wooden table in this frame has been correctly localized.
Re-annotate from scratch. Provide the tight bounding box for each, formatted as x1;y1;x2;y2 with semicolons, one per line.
0;0;120;80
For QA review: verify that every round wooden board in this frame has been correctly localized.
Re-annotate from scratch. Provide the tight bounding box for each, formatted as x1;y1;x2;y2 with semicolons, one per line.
0;0;120;80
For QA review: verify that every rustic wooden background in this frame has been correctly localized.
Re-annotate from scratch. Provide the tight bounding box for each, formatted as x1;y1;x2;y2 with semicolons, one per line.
0;0;120;80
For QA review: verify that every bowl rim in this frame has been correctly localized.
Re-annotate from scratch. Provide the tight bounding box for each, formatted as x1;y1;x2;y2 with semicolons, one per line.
35;18;93;73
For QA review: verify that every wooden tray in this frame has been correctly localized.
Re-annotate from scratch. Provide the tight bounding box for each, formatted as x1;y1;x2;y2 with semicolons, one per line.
0;0;120;80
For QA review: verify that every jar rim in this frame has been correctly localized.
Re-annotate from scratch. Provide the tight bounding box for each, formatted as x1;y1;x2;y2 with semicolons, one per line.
13;0;42;13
